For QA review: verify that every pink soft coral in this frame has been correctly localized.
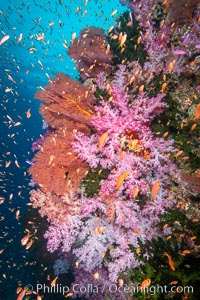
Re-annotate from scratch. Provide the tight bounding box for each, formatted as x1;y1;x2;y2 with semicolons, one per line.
68;84;177;286
31;71;178;298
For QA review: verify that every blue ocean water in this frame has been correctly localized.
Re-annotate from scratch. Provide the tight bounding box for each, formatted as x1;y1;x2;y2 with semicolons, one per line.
0;1;127;299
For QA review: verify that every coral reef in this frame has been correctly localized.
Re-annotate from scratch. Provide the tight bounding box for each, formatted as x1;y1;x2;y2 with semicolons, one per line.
28;2;200;297
30;67;179;298
68;27;113;80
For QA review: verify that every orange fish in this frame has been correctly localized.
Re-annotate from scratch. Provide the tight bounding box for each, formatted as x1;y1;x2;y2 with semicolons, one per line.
105;44;110;55
151;181;160;200
0;197;5;205
14;122;22;127
26;239;34;250
108;26;114;33
161;82;167;93
71;32;76;43
168;60;176;73
115;171;130;190
163;252;175;271
181;156;189;161
133;228;140;234
36;32;44;41
93;226;103;234
5;161;11;168
75;261;79;268
16;210;20;219
5;87;13;93
138;85;144;92
51;276;58;287
98;131;108;151
17;290;26;300
21;234;30;246
162;0;169;7
7;74;16;83
129;75;135;85
93;272;99;280
163;131;168;138
141;278;151;289
181;250;190;255
15;159;20;168
163;224;169;229
29;47;36;53
97;169;102;175
110;9;117;16
119;33;127;47
0;34;10;45
136;247;141;254
26;109;31;118
169;280;178;285
17;33;23;42
100;251;105;258
65;292;73;298
137;36;141;44
190;123;197;131
119;150;125;159
127;21;132;27
174;150;183;158
118;278;124;287
160;19;165;28
76;7;80;14
132;186;139;198
194;103;200;120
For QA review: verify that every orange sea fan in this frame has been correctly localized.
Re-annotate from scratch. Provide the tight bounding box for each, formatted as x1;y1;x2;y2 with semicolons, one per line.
29;129;89;196
30;73;96;195
68;27;113;80
35;73;95;129
166;0;199;25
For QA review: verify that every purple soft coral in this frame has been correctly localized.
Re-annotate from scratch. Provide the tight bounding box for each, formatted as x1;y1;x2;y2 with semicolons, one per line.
70;82;177;289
